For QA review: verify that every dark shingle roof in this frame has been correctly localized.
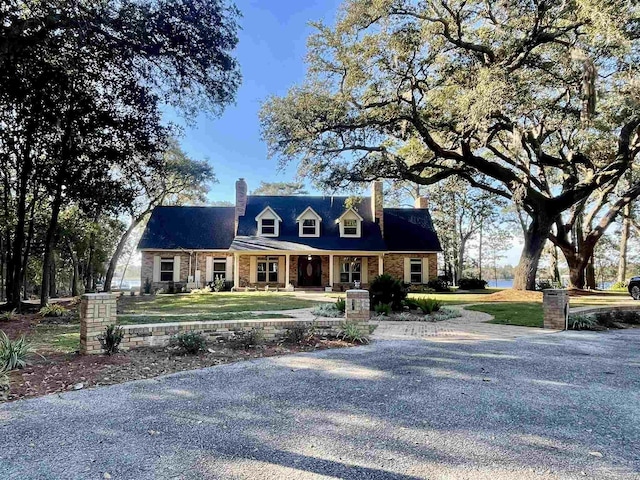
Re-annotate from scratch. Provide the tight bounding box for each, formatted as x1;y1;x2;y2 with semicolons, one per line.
384;208;442;251
232;196;386;251
137;206;235;250
138;198;442;252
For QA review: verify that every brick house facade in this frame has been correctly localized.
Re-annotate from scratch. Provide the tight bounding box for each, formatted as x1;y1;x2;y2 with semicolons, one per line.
138;180;441;292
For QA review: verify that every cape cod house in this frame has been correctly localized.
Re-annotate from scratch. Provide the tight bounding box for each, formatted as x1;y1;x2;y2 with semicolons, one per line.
138;179;442;291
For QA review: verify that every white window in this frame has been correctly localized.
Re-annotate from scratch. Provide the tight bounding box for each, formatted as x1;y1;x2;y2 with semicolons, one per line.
257;256;278;283
261;218;276;235
296;207;322;237
340;257;361;283
337;208;363;237
160;258;174;282
255;207;281;237
213;258;226;281
343;219;358;235
302;219;317;235
410;258;423;284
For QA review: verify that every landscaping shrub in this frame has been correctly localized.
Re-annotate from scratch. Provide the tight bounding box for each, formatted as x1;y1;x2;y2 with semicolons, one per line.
229;328;265;349
39;304;66;317
337;322;370;344
369;274;408;311
212;276;226;292
426;278;450;292
0;331;31;371
609;280;628;291
143;278;152;294
457;278;487;290
335;298;346;313
311;303;343;318
595;310;640;327
172;332;206;354
535;279;554;291
98;325;125;355
0;309;16;322
284;324;316;344
411;297;442;314
374;303;391;316
568;314;598;330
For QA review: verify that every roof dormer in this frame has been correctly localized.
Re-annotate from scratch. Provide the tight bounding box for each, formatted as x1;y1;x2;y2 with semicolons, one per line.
255;207;282;237
337;208;363;238
296;207;322;237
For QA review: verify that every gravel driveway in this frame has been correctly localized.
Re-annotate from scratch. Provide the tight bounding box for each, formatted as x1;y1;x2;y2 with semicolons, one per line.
1;330;639;479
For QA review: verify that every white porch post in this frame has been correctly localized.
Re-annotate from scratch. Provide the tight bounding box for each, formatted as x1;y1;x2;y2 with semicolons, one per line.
378;254;384;275
233;253;239;288
329;254;334;287
285;253;290;286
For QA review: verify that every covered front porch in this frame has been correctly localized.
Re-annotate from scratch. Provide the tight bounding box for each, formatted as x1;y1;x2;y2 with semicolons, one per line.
232;252;384;291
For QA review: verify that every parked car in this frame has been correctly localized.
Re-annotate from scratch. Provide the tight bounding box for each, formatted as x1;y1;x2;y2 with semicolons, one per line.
628;277;640;299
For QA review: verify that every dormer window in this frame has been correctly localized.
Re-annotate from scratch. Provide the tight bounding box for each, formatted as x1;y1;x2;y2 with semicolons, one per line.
255;207;282;237
261;218;275;235
296;207;322;237
337;208;363;238
302;219;317;235
343;219;358;235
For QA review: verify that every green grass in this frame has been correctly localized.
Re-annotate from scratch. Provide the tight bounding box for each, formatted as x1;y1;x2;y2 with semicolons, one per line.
328;289;500;306
119;292;316;315
117;312;294;325
465;302;543;328
27;324;80;353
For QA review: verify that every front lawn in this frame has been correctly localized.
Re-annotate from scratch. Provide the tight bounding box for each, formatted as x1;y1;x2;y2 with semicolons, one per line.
465;302;543;327
119;292;316;315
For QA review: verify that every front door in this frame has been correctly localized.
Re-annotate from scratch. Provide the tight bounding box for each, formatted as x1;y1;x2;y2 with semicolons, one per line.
298;256;322;287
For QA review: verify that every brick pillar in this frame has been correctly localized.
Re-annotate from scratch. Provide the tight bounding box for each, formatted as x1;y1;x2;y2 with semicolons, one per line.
543;289;569;330
80;293;117;354
345;289;370;322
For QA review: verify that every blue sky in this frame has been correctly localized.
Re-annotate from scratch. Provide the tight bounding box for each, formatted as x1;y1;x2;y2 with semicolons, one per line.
174;0;342;203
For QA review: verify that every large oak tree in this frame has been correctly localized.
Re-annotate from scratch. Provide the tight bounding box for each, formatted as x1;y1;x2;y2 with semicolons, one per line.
260;0;640;290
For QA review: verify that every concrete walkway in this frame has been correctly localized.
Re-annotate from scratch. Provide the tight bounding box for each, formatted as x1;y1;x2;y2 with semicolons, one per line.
372;307;559;342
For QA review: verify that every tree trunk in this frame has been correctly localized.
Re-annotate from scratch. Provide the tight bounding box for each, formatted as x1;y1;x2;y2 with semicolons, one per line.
48;254;56;298
103;217;143;292
617;203;631;283
585;254;596;289
550;245;561;285
512;216;553;290
478;220;483;280
40;186;63;306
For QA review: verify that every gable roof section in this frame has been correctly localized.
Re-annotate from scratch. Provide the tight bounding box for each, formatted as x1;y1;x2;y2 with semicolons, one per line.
255;206;282;222
232;196;386;251
383;209;442;252
138;206;235;250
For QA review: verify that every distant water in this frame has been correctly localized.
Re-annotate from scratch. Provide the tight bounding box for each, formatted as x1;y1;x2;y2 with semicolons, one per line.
485;279;514;289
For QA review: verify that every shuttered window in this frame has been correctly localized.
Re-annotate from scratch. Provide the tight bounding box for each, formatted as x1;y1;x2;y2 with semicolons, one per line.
410;258;422;284
160;259;174;282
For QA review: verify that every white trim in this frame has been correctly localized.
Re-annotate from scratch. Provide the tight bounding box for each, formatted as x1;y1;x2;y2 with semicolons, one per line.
297;207;322;238
255;207;281;237
336;208;363;222
295;206;323;222
254;206;283;222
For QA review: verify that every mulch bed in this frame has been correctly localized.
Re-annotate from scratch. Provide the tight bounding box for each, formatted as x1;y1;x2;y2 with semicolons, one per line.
4;338;351;403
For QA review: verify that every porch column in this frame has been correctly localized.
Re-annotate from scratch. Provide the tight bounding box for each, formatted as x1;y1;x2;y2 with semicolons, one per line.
285;253;290;286
378;254;384;275
329;254;334;287
233;253;239;288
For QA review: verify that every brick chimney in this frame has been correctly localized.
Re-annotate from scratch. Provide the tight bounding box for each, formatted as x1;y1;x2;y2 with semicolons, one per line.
371;181;384;236
414;196;429;209
235;178;247;234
